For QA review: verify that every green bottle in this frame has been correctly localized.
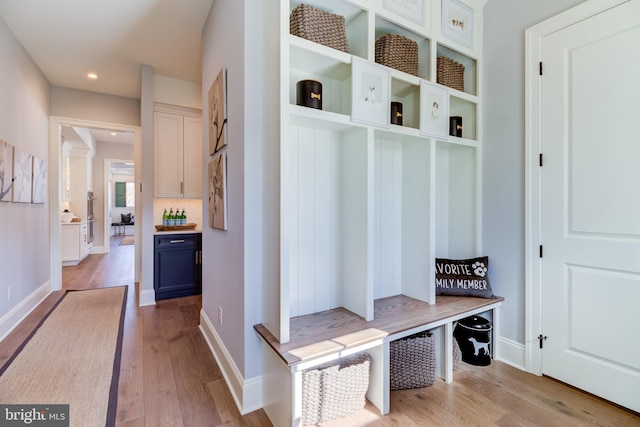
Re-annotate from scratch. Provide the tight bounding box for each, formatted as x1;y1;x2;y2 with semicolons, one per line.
168;208;174;226
162;208;168;226
180;209;186;225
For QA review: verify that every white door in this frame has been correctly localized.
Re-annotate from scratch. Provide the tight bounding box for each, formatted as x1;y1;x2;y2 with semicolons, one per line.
541;0;640;412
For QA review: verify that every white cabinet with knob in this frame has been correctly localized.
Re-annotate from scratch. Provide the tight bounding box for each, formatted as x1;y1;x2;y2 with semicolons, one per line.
61;222;89;266
153;104;203;198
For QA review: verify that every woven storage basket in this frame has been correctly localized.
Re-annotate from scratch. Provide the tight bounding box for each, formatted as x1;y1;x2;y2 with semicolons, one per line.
390;330;436;390
453;335;462;370
301;353;371;425
290;4;350;53
437;56;465;92
375;34;419;76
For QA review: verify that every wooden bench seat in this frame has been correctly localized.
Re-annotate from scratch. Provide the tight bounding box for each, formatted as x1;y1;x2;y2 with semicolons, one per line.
255;294;503;427
255;294;503;367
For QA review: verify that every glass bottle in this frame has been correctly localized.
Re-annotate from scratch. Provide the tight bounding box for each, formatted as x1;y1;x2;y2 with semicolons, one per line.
181;209;186;225
168;208;174;226
162;208;168;226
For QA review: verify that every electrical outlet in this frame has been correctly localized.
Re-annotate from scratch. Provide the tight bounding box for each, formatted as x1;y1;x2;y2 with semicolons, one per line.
218;306;223;325
8;286;13;301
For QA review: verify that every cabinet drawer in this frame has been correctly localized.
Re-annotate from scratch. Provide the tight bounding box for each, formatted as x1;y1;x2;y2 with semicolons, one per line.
154;233;200;249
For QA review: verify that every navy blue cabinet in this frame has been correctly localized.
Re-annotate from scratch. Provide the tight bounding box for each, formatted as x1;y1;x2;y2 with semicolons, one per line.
154;233;202;300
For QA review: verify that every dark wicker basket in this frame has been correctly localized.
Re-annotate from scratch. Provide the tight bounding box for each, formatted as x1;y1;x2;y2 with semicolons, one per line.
375;34;419;76
390;331;436;390
290;4;350;53
437;56;465;92
301;353;371;425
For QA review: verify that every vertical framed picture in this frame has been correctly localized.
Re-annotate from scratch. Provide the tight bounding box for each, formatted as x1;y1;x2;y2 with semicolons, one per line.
420;80;450;139
32;156;47;204
208;152;227;230
0;140;14;202
208;67;228;155
383;0;425;26
351;57;391;128
12;147;32;203
442;0;475;50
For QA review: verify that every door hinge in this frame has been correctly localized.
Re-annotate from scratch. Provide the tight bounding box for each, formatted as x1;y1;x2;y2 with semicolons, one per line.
539;62;543;76
139;183;142;193
539;245;543;258
539;153;543;167
538;334;548;349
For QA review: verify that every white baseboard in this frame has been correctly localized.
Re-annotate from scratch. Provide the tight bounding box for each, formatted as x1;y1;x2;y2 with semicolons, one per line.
495;336;526;370
0;281;52;342
138;288;156;306
90;245;107;254
199;309;263;414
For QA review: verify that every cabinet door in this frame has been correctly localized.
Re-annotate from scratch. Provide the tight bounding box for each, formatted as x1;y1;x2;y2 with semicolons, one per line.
154;234;202;300
183;116;203;198
154;112;184;197
61;225;79;261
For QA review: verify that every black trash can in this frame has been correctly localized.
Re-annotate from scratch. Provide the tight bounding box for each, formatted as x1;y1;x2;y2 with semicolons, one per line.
454;315;492;366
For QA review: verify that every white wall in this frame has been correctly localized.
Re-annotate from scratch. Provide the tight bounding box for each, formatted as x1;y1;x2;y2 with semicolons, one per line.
201;0;279;394
0;14;50;319
483;0;585;345
202;0;247;376
154;75;202;109
50;86;140;127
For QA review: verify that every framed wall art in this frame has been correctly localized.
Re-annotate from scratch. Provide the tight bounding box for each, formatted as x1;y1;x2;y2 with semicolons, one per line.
442;0;475;50
383;0;425;26
419;80;449;139
208;152;227;230
351;57;391;128
208;67;228;155
0;140;13;202
32;156;47;204
12;147;32;203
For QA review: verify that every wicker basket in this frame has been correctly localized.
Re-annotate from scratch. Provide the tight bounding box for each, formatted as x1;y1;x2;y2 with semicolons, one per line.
390;331;436;390
375;34;419;76
453;335;462;370
290;4;350;53
437;56;465;92
301;353;371;425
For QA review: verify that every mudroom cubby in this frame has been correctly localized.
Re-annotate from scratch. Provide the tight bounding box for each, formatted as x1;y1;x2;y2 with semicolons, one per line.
258;0;495;425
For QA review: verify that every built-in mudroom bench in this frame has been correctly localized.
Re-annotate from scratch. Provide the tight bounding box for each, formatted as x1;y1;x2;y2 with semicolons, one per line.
255;295;503;427
258;0;494;425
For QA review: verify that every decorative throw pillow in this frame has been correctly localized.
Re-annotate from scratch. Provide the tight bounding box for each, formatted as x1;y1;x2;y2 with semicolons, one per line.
121;213;132;224
435;256;495;298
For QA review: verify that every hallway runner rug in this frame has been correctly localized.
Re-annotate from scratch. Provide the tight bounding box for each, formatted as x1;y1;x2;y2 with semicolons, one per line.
120;235;134;246
0;286;127;427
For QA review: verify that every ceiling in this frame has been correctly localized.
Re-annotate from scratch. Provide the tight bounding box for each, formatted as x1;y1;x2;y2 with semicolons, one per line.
0;0;214;99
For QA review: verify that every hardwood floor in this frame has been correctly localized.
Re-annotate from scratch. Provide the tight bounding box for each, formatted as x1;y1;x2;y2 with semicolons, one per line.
1;235;638;426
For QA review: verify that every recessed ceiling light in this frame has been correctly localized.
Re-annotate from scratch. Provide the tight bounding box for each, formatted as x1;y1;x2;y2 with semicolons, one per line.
110;132;117;136
87;72;98;80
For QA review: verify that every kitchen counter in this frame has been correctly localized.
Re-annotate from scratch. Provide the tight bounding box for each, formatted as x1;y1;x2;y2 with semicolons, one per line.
154;228;202;235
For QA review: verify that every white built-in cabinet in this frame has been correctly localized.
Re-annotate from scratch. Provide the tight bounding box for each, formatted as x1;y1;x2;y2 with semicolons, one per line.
153;104;203;198
61;222;88;266
276;0;484;343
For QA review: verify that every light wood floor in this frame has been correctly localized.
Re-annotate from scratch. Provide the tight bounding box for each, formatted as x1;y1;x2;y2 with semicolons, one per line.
1;235;638;426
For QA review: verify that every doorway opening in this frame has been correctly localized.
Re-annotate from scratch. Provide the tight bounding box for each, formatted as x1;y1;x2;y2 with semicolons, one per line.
49;116;141;292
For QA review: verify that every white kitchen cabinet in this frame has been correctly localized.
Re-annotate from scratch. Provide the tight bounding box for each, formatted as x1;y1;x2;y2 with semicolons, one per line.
153;105;203;198
62;223;88;266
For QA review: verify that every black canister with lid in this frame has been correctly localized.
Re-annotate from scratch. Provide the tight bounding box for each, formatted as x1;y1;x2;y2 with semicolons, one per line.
296;79;322;110
391;101;403;125
449;116;463;137
453;315;492;366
